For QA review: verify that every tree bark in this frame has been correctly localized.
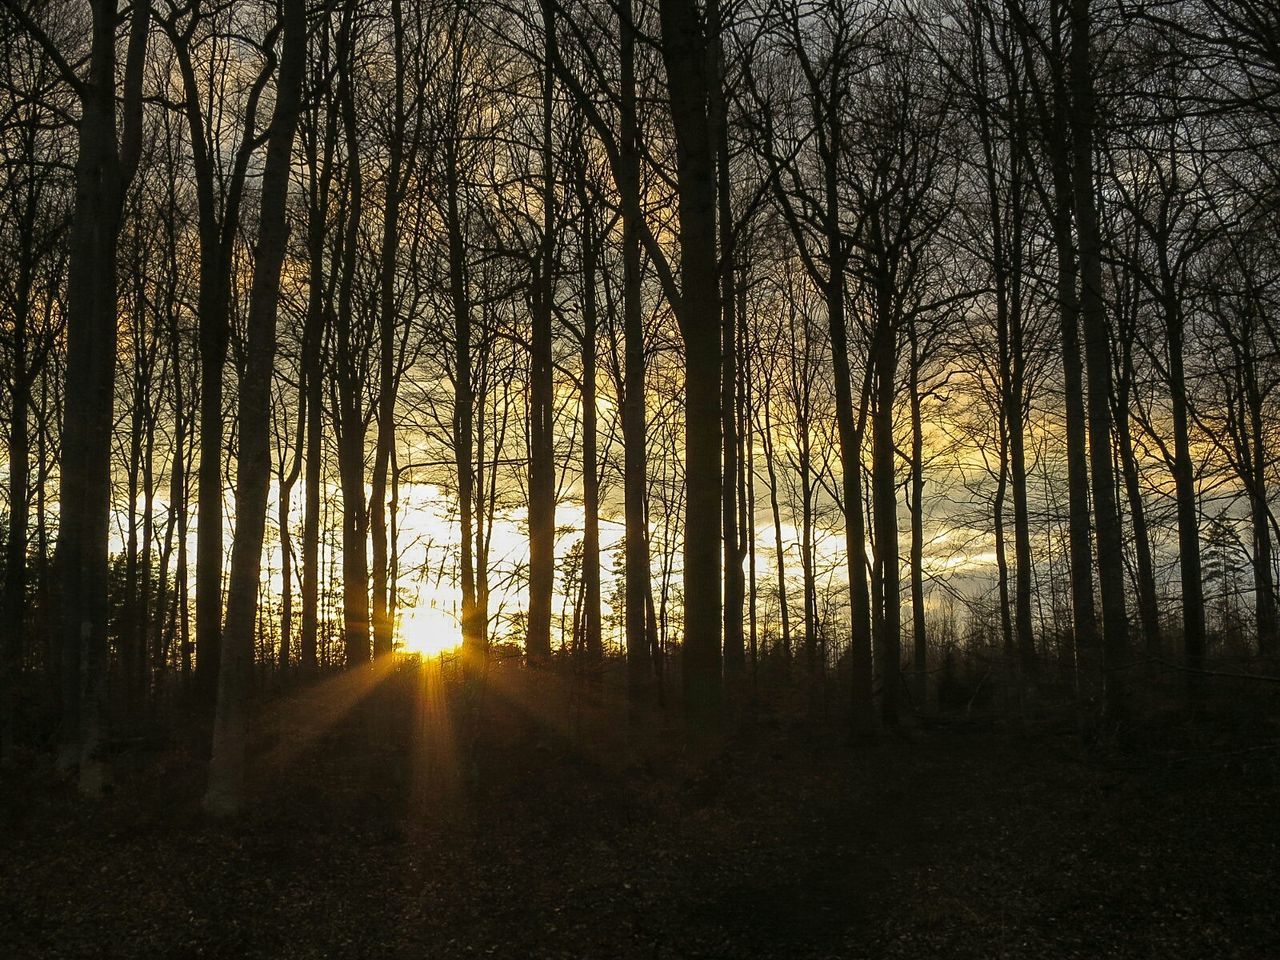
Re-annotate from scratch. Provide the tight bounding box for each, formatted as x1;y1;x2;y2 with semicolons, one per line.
334;0;370;669
871;270;901;725
617;0;653;703
659;0;724;720
526;0;558;666
370;0;408;661
1069;0;1130;722
1162;270;1207;680
709;0;744;689
578;191;603;670
907;326;927;708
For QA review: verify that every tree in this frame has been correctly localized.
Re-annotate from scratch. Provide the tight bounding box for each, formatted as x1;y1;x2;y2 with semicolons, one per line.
0;13;70;760
204;0;306;815
742;0;875;730
1069;0;1131;721
2;0;152;791
658;0;723;719
156;0;282;704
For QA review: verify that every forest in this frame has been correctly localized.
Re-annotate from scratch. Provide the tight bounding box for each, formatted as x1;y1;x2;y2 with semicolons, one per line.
0;0;1278;956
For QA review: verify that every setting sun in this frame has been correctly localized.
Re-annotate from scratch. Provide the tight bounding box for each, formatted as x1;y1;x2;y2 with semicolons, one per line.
396;605;463;658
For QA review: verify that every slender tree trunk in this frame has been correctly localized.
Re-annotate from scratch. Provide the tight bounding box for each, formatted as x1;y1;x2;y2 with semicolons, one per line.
617;0;652;703
140;396;157;704
907;329;927;708
526;0;558;666
1007;166;1037;686
709;3;744;689
370;0;406;661
995;435;1015;661
1069;0;1130;721
871;272;901;725
760;388;791;665
580;215;603;669
1110;281;1161;657
1244;349;1277;657
278;465;298;672
299;197;326;675
1162;274;1206;679
297;19;336;678
743;328;758;679
797;390;816;678
152;238;182;687
2;290;30;762
389;444;400;638
36;369;52;700
299;332;323;674
824;217;874;731
1250;472;1277;657
334;1;369;669
1115;404;1161;653
176;393;192;682
447;147;482;662
719;202;745;691
193;238;234;701
1051;167;1098;684
124;306;144;715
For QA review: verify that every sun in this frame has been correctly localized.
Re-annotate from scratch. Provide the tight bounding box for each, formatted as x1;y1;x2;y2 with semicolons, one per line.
396;604;463;657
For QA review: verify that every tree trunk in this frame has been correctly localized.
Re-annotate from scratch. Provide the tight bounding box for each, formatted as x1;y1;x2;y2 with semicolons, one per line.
526;0;558;666
334;1;369;669
616;0;653;703
278;465;297;672
871;272;901;725
447;147;482;662
760;386;791;665
822;153;875;733
1051;164;1099;687
1069;0;1130;722
1243;344;1277;657
1007;162;1037;687
710;2;744;689
1162;272;1207;680
370;0;406;660
1114;399;1161;655
2;278;30;762
995;435;1015;661
299;146;328;675
1110;264;1161;658
907;328;927;709
658;0;723;719
579;208;603;670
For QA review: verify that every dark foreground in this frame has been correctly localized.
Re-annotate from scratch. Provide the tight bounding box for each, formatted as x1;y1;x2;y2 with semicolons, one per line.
1;662;1276;959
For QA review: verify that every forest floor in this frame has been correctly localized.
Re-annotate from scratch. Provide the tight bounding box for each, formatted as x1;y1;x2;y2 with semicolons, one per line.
1;658;1277;959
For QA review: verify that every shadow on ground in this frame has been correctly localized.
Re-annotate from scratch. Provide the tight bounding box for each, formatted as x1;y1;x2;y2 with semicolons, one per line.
1;661;1276;959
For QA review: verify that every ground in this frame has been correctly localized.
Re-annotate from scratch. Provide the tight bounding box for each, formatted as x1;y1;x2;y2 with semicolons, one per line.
1;660;1276;959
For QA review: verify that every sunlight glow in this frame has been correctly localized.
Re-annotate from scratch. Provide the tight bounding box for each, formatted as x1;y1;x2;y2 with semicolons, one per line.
397;604;463;658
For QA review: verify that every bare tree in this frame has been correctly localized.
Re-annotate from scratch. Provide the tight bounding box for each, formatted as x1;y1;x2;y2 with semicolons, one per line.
204;0;305;815
659;0;724;718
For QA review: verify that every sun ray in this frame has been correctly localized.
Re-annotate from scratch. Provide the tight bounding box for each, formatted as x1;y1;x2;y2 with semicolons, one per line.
259;657;398;770
405;653;465;822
